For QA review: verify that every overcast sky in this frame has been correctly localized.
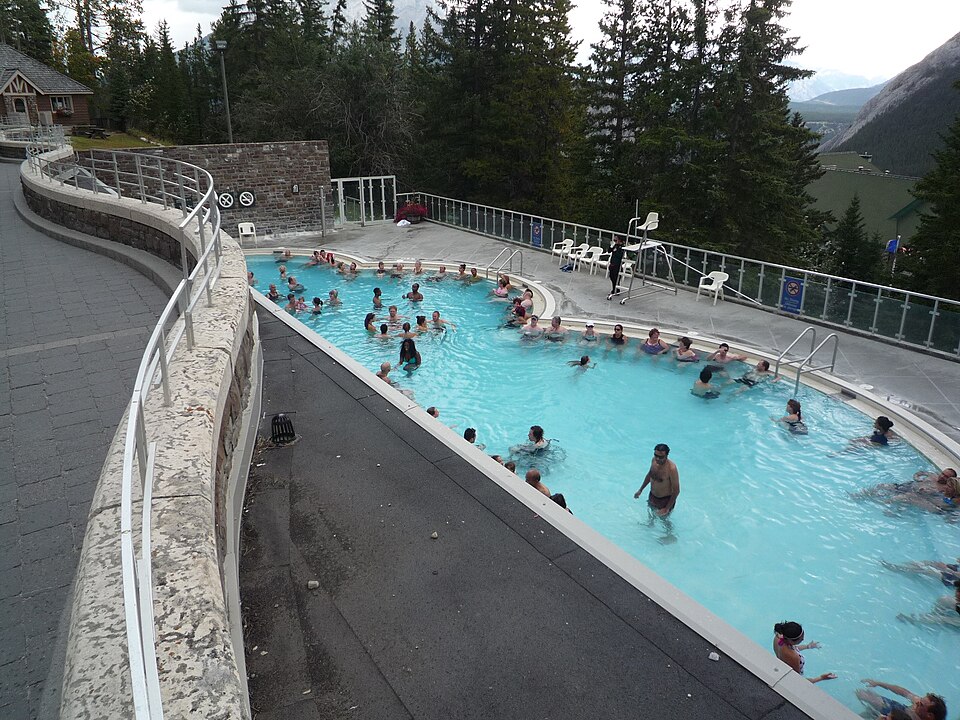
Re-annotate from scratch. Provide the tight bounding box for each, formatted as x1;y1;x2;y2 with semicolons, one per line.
148;0;960;81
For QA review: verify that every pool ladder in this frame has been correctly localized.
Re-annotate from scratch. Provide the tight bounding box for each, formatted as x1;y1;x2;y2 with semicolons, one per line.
774;327;840;395
486;248;523;280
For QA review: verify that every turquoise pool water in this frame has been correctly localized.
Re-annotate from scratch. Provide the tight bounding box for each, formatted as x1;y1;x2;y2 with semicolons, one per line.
249;256;960;714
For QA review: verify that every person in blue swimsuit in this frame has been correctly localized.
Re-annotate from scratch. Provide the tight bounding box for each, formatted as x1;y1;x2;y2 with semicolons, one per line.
869;416;895;445
775;399;807;434
674;336;698;362
641;328;670;355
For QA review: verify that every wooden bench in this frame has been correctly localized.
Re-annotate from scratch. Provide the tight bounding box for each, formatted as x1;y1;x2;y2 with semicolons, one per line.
70;125;109;139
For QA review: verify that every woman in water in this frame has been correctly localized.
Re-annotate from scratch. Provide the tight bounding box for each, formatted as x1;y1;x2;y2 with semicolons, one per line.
580;322;599;343
413;260;424;275
287;276;305;293
399;338;422;370
500;274;514;293
327;289;342;306
376;261;386;277
267;284;281;302
607;324;627;347
775;399;808;434
772;621;836;683
493;276;510;298
674;336;698;362
399;322;417;339
641;328;670;355
278;264;287;280
567;355;594;369
364;313;377;333
415;315;429;333
305;250;324;267
852;416;895;446
311;297;324;315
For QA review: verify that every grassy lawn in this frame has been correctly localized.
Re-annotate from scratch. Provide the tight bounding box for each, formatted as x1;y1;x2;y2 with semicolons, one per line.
69;131;166;151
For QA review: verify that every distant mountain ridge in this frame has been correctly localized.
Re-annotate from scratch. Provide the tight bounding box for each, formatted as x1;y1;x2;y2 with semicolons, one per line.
820;32;960;176
803;84;886;107
787;69;886;101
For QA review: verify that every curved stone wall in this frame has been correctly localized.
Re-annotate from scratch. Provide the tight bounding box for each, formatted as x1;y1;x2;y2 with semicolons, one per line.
20;150;255;719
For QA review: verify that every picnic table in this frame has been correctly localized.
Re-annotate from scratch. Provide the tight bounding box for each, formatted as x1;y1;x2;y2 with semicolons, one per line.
70;125;109;139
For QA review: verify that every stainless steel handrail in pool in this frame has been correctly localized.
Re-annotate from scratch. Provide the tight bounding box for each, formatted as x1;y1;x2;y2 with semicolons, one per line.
26;145;226;719
397;191;960;359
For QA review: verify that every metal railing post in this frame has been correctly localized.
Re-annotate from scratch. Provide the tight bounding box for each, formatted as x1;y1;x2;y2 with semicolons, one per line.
112;152;121;196
158;159;168;210
925;300;939;349
845;283;856;326
134;154;146;203
895;297;910;341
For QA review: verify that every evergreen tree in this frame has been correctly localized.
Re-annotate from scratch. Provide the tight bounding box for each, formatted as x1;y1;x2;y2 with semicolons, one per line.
825;194;879;282
904;86;960;300
364;0;397;47
61;27;98;89
0;0;55;63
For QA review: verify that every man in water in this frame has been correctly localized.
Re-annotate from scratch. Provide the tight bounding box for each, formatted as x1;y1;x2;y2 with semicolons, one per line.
706;342;747;364
404;283;424;301
376;362;393;384
634;443;680;516
525;468;551;497
856;680;946;720
730;360;775;390
431;310;456;330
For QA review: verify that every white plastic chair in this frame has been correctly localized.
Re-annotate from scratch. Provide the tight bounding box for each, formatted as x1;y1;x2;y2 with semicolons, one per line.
575;246;605;273
237;222;258;246
697;271;729;305
551;238;573;264
563;243;590;268
638;212;659;236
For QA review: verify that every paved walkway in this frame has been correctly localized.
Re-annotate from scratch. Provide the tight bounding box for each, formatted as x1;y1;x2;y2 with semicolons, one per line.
271;222;960;445
244;308;813;720
0;162;168;719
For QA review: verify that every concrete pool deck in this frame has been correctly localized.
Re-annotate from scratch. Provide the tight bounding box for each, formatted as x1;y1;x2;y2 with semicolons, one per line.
243;307;821;720
263;221;960;446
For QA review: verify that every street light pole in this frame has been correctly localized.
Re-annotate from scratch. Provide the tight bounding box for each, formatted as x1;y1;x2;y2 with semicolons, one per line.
215;40;233;144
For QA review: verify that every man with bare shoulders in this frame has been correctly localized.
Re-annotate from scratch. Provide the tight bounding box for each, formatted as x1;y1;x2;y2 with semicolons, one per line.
525;468;551;497
706;342;747;364
634;443;680;516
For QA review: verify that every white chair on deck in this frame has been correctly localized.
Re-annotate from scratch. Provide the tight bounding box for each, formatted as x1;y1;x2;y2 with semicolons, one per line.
563;243;590;268
237;222;258;246
575;246;605;273
697;271;729;305
551;238;573;264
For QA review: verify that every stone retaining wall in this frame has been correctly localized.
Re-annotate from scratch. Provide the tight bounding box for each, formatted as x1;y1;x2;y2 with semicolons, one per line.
123;141;334;239
20;149;255;720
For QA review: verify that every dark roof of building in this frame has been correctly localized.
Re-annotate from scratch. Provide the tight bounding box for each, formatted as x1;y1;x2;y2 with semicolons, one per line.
0;43;93;95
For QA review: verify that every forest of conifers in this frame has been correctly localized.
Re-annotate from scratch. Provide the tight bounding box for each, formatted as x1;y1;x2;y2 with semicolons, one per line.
2;0;959;297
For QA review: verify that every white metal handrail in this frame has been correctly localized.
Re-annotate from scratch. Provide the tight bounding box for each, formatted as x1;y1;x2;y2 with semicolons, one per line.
774;327;840;394
398;191;960;358
485;248;523;280
26;143;226;720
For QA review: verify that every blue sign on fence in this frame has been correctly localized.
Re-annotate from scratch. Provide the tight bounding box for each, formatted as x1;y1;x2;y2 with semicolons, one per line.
780;276;804;314
531;222;543;248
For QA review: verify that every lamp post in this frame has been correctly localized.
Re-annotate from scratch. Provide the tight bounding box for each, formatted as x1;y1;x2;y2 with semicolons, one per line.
215;40;233;144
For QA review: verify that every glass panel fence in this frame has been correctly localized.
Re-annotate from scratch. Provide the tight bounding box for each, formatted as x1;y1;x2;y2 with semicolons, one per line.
898;297;936;347
929;303;960;355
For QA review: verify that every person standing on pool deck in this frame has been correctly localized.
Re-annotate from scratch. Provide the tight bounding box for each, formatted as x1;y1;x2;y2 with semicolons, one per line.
856;679;947;720
606;235;625;299
633;443;680;516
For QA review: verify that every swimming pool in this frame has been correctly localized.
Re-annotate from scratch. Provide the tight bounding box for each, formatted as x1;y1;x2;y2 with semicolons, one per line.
248;255;960;714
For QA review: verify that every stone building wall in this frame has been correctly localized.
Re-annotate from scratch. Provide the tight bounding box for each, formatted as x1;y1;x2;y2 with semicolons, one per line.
130;141;334;239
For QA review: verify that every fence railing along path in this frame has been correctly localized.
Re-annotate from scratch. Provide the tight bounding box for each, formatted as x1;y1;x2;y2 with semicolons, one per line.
27;147;228;719
398;191;960;359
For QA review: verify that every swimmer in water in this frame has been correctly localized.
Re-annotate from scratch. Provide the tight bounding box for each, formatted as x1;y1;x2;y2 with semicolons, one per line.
399;338;422;370
399;322;417;339
327;289;341;306
674;336;698;362
267;284;281;302
774;399;807;434
287;276;305;293
404;283;424;302
247;271;256;286
510;425;549;455
640;328;670;355
376;261;386;277
311;297;324;314
284;293;298;313
375;323;391;339
426;265;447;282
729;360;775;391
706;342;748;364
545;316;568;342
691;368;721;399
580;322;599;343
364;312;377;333
372;287;383;309
431;310;456;330
413;260;424;275
415;315;429;333
567;355;595;369
520;315;545;339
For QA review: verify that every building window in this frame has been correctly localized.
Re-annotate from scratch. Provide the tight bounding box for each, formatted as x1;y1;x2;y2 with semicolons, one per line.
13;98;26;113
50;96;73;112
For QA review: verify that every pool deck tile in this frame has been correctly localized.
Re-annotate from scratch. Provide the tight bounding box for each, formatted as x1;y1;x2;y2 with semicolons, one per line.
243;309;811;720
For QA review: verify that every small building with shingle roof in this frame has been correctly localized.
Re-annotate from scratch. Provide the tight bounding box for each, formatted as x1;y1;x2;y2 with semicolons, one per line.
0;43;93;127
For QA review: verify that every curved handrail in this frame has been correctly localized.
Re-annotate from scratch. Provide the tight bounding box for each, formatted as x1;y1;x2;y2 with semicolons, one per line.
26;143;226;719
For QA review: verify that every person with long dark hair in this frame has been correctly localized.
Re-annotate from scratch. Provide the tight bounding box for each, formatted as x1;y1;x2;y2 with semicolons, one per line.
772;621;836;684
399;338;422;370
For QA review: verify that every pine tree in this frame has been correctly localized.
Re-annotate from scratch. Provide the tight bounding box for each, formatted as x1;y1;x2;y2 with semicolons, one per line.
825;194;879;282
364;0;397;47
904;86;960;300
0;0;55;63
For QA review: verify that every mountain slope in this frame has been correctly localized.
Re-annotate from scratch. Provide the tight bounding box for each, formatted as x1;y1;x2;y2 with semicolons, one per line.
820;32;960;176
805;84;885;107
